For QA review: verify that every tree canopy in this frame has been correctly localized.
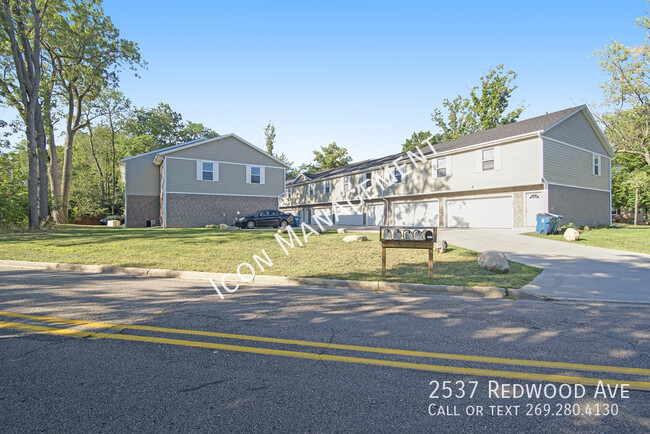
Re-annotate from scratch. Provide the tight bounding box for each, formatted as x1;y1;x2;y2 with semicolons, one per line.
312;142;352;171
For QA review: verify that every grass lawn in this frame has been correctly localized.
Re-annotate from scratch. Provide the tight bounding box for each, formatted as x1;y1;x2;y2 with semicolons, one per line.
524;224;650;255
0;225;541;288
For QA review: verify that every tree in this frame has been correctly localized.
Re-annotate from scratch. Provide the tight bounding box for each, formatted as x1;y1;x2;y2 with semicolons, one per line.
312;142;352;170
42;0;144;223
0;145;28;227
430;65;524;143
402;130;437;152
625;170;650;225
595;10;650;167
263;121;275;155
0;0;47;229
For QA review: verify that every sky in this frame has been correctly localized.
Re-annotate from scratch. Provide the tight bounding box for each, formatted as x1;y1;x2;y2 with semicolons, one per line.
4;1;648;165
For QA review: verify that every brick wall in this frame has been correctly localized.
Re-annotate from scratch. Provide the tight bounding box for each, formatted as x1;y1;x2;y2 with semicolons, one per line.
126;195;160;228
548;184;610;226
166;193;278;228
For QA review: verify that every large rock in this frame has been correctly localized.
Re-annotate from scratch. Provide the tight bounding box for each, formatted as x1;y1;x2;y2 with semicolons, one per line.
478;251;510;274
564;228;580;241
277;226;289;234
220;224;237;231
433;240;448;253
343;235;368;243
337;228;347;234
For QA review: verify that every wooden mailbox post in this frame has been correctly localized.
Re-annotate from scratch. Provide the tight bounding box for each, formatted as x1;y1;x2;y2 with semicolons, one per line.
380;226;437;279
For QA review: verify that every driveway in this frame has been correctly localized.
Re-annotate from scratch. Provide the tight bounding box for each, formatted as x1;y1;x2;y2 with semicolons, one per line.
439;228;650;303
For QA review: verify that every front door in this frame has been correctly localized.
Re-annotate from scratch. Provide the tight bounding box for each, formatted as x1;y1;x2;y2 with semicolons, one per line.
525;192;547;227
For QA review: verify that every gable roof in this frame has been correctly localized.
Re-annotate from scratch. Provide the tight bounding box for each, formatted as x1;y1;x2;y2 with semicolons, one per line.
293;105;603;183
120;133;290;168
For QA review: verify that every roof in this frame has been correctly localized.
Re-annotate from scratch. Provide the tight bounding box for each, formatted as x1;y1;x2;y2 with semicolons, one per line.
294;105;590;183
120;133;291;168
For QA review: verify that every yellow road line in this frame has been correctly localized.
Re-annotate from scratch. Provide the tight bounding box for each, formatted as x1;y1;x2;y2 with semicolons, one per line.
1;310;648;377
1;320;649;391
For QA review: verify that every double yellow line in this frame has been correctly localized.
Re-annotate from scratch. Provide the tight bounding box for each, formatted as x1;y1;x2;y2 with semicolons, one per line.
1;311;649;391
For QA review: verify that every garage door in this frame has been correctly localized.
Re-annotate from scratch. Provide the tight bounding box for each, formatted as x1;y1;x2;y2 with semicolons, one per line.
366;204;385;226
335;205;363;225
392;200;439;226
446;196;513;228
311;207;332;225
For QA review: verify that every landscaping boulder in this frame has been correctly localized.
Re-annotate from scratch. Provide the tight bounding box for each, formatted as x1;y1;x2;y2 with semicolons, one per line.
337;228;347;234
277;226;289;234
343;235;368;243
433;240;448;253
564;228;580;241
478;251;510;274
220;224;237;231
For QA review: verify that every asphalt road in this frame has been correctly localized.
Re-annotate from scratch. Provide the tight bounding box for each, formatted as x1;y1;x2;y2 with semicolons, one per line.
0;265;649;433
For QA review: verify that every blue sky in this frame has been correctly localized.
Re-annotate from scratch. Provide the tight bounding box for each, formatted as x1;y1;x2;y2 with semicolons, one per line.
9;1;649;165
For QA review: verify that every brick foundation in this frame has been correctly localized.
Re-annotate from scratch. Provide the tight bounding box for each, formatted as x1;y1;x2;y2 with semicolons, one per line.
126;195;160;228
548;184;610;226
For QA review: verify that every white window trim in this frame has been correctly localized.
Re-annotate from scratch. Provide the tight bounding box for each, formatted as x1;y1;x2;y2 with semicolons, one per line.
593;153;601;176
196;160;219;182
308;184;315;197
433;157;452;179
363;172;372;187
324;180;331;194
343;176;350;191
246;165;265;184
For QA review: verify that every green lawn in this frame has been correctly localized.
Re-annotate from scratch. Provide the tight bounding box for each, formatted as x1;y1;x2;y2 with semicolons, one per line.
524;224;650;255
0;225;541;288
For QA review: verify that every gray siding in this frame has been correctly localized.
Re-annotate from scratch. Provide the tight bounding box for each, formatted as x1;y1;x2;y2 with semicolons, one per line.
548;184;610;226
543;111;610;155
543;139;610;191
281;136;542;207
165;157;285;196
124;154;159;196
167;136;285;168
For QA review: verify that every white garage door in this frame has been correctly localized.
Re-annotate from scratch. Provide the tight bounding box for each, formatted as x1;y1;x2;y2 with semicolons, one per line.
335;205;363;225
392;200;439;226
446;196;513;228
311;207;332;225
366;204;385;226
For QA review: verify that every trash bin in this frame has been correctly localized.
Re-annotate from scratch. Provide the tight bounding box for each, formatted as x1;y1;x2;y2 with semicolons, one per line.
547;213;563;234
536;213;553;235
292;215;301;227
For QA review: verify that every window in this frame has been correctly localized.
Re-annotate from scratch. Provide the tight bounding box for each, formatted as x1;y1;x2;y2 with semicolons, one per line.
197;160;218;181
250;166;261;184
593;154;601;176
308;184;315;196
481;148;495;171
393;165;405;183
363;172;372;187
433;158;448;178
324;180;331;194
343;176;351;191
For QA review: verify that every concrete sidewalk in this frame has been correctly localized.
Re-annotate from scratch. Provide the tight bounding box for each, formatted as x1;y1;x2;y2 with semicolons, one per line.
438;228;650;303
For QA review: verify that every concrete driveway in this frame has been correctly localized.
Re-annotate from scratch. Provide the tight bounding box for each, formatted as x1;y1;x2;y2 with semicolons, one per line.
438;228;650;303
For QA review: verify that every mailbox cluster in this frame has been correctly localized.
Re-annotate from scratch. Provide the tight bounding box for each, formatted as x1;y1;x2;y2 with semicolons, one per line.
380;227;435;242
379;226;438;279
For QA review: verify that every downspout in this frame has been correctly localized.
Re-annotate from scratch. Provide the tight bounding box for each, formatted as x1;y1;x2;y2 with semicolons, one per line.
609;157;612;225
163;158;167;228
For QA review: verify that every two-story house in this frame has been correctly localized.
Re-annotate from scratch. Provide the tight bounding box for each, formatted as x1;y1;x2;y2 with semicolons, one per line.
280;105;614;228
119;134;289;228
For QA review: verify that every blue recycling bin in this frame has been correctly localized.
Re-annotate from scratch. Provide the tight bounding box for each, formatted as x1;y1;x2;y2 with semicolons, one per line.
291;215;301;227
535;213;553;235
547;213;563;234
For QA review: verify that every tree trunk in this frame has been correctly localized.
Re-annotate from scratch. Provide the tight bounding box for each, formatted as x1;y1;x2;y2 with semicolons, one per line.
36;107;48;223
634;187;639;226
87;121;105;200
26;108;39;229
45;115;65;223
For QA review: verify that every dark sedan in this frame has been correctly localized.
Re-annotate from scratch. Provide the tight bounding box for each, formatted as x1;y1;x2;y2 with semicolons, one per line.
234;210;293;229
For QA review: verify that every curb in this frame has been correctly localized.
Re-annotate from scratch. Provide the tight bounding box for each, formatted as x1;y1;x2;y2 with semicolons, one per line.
0;259;529;300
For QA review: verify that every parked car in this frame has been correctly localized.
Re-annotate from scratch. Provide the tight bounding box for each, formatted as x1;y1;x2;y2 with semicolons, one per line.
100;215;124;225
234;210;293;229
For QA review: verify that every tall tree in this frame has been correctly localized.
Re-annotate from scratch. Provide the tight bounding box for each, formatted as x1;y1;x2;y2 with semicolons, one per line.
625;170;650;225
0;0;46;229
263;121;275;155
43;0;144;223
402;130;437;152
430;65;524;143
595;10;650;167
312;142;352;170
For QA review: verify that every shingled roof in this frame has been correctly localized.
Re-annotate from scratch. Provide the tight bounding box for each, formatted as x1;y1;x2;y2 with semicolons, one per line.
293;105;585;184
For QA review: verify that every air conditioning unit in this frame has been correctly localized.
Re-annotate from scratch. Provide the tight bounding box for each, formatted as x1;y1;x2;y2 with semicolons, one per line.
146;219;156;227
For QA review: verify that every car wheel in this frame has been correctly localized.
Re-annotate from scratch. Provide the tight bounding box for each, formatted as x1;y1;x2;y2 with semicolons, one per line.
246;220;255;229
280;220;288;228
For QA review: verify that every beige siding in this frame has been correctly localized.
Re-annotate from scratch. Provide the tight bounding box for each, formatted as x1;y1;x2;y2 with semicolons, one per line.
167;136;285;168
543;139;610;191
281;136;542;207
543;111;610;155
165;157;284;196
124;153;159;196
